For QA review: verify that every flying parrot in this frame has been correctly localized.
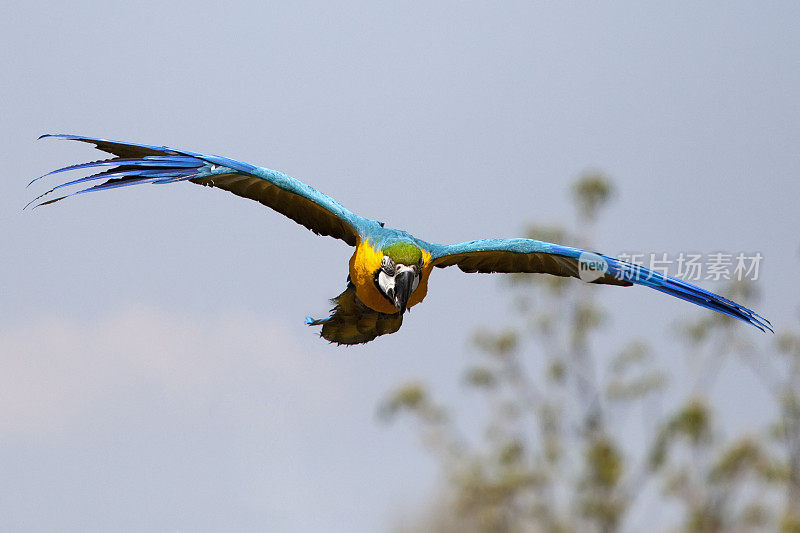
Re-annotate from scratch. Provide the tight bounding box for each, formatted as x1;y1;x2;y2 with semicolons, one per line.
29;135;772;344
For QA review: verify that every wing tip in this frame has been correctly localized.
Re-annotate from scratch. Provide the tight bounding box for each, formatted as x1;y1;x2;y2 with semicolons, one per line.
38;133;76;141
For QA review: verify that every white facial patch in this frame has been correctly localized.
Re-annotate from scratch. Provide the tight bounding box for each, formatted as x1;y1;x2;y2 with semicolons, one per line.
377;270;395;299
377;264;421;305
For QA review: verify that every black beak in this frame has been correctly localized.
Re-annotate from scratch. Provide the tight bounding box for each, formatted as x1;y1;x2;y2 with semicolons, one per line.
393;270;414;314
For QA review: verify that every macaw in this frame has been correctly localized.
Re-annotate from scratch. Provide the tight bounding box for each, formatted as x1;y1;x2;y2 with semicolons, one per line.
29;134;772;344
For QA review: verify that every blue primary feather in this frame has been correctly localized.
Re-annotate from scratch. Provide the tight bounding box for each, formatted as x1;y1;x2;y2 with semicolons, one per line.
38;133;181;156
43;166;197;194
427;238;772;332
37;134;258;174
28;156;202;187
26;166;204;209
603;256;771;332
33;173;198;208
27;136;214;209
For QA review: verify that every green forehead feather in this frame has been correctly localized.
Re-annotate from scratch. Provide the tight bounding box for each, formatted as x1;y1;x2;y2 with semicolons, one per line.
383;241;422;265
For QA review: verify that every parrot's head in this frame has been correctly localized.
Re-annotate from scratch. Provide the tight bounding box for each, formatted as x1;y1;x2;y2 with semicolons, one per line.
375;241;423;314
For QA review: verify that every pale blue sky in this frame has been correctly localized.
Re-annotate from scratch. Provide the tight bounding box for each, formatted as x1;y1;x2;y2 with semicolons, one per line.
1;2;798;531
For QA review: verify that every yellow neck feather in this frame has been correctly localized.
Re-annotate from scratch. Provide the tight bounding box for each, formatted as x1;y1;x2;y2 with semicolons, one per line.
349;240;433;314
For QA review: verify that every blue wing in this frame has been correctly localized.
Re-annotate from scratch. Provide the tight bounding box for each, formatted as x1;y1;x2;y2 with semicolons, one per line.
427;238;772;332
29;134;380;246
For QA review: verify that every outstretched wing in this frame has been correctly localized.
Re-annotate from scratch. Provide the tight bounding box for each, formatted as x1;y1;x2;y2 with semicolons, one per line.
29;134;378;246
428;238;772;332
306;283;404;345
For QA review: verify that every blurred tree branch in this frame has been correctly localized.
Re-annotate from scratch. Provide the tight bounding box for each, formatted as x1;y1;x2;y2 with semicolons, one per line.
386;173;797;533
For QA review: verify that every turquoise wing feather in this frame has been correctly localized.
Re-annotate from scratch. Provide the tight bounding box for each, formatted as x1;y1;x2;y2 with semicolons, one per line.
29;134;379;246
427;238;772;332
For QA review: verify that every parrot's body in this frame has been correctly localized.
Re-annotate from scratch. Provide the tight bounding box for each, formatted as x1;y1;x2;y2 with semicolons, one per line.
29;135;772;343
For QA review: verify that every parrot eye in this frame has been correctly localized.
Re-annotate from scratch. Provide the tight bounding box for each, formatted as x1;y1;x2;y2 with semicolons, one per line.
381;256;396;275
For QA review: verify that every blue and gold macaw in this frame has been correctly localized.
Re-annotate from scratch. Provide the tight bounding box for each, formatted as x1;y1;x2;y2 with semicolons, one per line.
29;135;772;344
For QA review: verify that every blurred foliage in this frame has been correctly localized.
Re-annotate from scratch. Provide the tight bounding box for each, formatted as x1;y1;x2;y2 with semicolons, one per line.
572;171;614;224
387;172;799;532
